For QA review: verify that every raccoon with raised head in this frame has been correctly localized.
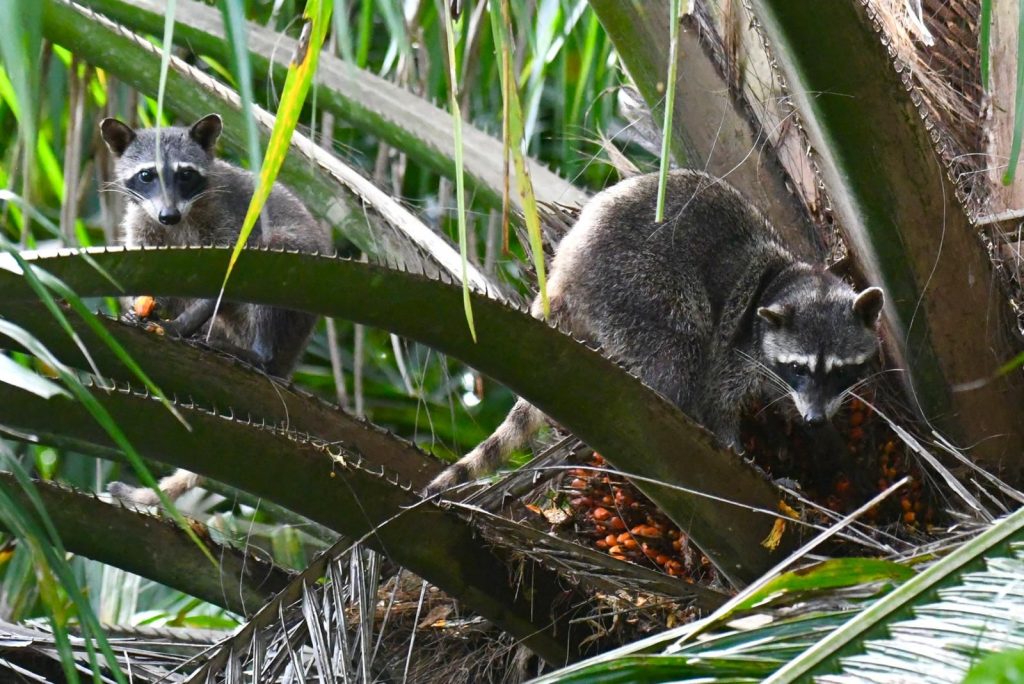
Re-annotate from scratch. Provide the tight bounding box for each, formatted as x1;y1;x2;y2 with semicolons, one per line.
100;113;332;505
425;170;884;496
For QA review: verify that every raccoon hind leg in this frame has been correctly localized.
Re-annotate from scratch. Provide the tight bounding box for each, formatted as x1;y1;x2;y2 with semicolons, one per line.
424;398;546;497
198;304;312;378
252;306;317;379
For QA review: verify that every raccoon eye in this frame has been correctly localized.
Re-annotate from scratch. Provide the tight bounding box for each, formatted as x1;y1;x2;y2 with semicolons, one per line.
137;169;156;183
177;168;196;182
834;364;863;383
788;362;809;377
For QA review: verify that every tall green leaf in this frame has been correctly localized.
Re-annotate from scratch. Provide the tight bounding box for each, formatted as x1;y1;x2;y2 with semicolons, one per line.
0;0;42;244
218;0;262;173
654;0;681;222
489;0;549;317
441;0;476;339
980;0;993;89
1004;0;1024;185
152;0;177;194
768;506;1024;682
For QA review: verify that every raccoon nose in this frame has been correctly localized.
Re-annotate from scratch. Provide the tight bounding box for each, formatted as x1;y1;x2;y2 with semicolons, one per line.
158;208;181;225
804;410;828;427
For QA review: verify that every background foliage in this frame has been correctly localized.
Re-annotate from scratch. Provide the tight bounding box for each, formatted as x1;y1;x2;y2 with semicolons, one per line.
0;0;1023;682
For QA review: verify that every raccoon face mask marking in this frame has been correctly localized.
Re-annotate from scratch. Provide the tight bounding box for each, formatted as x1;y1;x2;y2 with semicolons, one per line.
101;114;221;226
758;280;883;425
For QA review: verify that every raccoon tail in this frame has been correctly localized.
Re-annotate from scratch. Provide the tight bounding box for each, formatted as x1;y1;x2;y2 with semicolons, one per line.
108;469;202;506
423;398;546;497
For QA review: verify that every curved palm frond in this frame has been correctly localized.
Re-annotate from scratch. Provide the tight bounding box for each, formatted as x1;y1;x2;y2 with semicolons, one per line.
0;245;799;584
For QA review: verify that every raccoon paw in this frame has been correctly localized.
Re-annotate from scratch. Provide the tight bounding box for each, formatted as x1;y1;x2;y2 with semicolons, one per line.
120;311;172;337
151;318;186;338
771;476;804;493
107;481;161;506
422;463;472;499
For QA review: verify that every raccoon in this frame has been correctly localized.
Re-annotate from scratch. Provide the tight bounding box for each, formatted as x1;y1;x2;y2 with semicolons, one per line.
425;170;884;496
100;113;332;505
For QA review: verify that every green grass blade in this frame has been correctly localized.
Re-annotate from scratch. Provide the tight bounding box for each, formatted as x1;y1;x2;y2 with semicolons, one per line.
48;615;84;684
1003;0;1024;185
567;11;601;136
219;0;262;173
980;0;992;89
211;0;333;336
521;0;562;142
442;0;477;340
489;0;549;317
375;0;411;73
997;349;1024;376
655;0;681;222
0;0;41;245
356;0;373;68
0;455;125;682
0;352;68;399
332;0;357;66
766;505;1024;682
153;0;177;186
0;244;212;566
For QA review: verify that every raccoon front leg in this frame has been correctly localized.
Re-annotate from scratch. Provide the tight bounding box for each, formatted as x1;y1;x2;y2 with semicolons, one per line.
160;298;217;338
108;469;202;506
423;398;546;497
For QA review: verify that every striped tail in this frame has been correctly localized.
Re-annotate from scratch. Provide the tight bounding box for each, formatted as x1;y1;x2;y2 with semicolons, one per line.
108;468;202;506
423;398;546;497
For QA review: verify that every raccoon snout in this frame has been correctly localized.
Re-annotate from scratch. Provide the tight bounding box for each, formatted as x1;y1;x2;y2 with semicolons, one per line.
791;392;829;426
158;207;182;225
803;410;828;427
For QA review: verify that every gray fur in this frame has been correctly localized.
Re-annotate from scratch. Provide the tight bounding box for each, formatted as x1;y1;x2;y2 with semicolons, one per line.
425;170;883;497
102;114;331;506
101;113;331;377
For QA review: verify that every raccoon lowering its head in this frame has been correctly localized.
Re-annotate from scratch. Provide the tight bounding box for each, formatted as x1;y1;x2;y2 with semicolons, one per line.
425;170;884;496
100;114;332;505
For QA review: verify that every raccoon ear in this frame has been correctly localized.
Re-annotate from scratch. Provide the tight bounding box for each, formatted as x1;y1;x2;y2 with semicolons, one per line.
99;118;135;157
853;287;884;326
189;114;223;152
757;305;789;329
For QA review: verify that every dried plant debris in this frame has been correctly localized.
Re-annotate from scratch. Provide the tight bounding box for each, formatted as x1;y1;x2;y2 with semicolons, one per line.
866;0;985;206
985;218;1024;341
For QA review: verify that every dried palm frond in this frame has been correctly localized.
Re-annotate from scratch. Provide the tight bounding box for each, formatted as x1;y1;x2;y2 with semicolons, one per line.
0;618;220;682
865;0;985;209
456;504;729;611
